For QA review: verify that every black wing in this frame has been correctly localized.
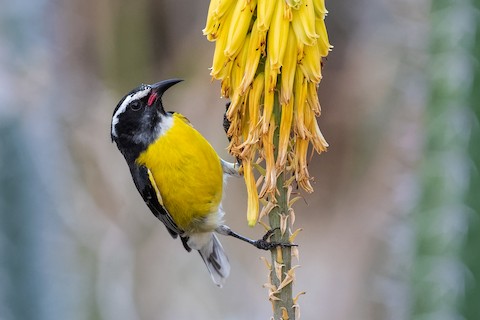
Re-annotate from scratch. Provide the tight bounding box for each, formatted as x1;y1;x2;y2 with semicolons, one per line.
129;163;183;238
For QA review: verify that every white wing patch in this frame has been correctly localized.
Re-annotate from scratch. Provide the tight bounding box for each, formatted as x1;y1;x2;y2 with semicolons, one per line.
147;168;163;205
111;86;152;137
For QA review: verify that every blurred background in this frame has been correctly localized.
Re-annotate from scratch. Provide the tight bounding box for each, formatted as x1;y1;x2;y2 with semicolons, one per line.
1;0;479;319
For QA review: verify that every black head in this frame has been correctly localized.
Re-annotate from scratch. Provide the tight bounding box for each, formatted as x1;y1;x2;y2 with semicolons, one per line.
111;79;182;156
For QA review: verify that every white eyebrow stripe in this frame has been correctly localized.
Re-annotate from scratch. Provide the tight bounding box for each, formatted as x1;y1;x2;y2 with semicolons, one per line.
111;86;151;137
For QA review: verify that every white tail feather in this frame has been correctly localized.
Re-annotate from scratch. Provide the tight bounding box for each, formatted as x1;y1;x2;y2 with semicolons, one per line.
197;234;230;287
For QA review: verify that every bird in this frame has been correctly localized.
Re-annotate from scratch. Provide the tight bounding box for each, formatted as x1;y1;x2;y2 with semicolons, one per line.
110;79;293;287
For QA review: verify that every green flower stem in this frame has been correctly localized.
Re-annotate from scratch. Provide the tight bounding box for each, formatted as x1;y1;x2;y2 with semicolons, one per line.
268;92;295;320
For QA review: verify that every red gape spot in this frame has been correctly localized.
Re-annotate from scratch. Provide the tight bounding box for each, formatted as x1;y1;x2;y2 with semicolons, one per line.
147;92;158;106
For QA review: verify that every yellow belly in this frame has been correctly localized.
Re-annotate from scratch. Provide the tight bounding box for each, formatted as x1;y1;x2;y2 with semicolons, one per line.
136;114;223;232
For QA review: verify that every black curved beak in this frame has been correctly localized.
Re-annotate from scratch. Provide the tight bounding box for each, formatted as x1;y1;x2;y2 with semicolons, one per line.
152;78;183;96
147;78;183;109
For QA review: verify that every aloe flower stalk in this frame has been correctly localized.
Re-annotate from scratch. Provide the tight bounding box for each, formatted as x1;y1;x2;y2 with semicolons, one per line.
204;0;331;318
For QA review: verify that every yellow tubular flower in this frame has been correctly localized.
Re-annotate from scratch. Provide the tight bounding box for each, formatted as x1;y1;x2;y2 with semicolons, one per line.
297;0;318;43
306;81;321;116
231;33;250;93
262;58;278;134
240;21;266;94
267;0;290;70
257;0;277;31
210;8;234;78
226;89;241;118
291;2;317;46
276;99;294;170
224;0;257;59
295;137;313;193
280;27;298;105
220;59;235;97
226;111;240;139
259;117;277;198
240;73;264;157
241;95;250;142
203;0;221;38
293;68;308;139
315;17;332;56
302;93;315;137
248;74;265;117
310;117;329;153
244;158;260;226
312;0;328;18
299;41;322;83
203;0;237;39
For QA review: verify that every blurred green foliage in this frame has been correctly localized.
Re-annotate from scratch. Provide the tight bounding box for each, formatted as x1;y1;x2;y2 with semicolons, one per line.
0;120;39;319
413;0;479;319
461;1;480;317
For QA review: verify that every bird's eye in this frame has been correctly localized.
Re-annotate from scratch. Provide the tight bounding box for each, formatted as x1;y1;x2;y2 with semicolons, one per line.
130;101;142;111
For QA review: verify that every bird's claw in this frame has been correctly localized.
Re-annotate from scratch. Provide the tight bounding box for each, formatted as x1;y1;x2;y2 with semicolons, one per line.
253;240;297;250
254;228;297;251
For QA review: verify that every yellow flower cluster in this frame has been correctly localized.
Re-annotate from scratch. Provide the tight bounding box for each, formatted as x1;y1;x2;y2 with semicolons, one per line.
204;0;331;226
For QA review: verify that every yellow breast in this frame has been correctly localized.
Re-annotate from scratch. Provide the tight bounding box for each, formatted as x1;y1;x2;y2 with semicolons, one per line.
136;113;223;232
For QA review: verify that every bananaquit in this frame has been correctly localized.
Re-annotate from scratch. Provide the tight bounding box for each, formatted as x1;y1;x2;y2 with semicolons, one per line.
111;79;292;287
